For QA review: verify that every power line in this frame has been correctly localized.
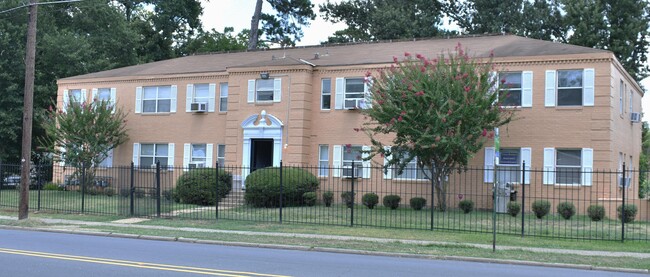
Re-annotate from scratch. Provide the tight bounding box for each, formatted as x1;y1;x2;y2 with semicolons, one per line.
0;0;84;15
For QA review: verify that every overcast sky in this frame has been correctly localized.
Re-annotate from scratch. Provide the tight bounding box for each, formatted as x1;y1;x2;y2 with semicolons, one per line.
200;0;650;120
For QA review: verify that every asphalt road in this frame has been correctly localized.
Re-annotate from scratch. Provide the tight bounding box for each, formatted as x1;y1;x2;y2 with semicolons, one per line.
0;229;642;277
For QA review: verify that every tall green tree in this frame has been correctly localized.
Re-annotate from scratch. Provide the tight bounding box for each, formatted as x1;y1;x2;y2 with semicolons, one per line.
640;122;650;198
248;0;316;49
182;27;248;55
361;46;515;211
320;0;447;43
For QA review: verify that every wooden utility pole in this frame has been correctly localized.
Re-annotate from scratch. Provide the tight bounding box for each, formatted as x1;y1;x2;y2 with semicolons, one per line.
19;0;38;220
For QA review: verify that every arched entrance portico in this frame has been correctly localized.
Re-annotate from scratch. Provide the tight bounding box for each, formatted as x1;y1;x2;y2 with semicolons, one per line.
241;110;283;187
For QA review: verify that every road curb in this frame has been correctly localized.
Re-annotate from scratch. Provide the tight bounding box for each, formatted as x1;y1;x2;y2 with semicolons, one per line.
1;225;647;274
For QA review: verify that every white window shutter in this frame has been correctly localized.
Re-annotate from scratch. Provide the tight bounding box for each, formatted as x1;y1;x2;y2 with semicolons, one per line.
170;85;177;113
335;78;344;109
362;145;371;179
63;90;69;112
520;147;532;184
183;143;191;171
488;71;498;95
383;146;392;180
168;143;175;169
273;78;281;103
81;89;87;103
91;88;98;101
522;71;533;107
58;147;66;166
208;83;216;112
363;76;373;109
206;144;214;167
332;145;342;177
110;88;117;113
186;84;193;112
582;148;593;186
543;148;555;185
135;87;142;114
132;143;140;166
247;80;255;103
583;68;595;106
545;70;556;107
484;147;495;183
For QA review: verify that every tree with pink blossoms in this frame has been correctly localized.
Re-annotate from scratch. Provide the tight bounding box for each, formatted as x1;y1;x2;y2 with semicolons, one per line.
361;44;515;211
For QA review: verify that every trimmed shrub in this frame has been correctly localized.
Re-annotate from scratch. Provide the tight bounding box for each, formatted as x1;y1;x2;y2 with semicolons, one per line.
134;188;146;199
162;189;174;201
587;205;606;222
410;197;426;211
557;202;576;220
507;201;521;217
303;192;317;207
323;191;334;207
383;194;401;210
174;168;233;206
362;193;379;209
617;204;638;223
85;187;100;195
119;188;130;198
43;183;63;191
458;199;474;214
104;188;115;197
532;200;551;219
341;191;355;208
244;167;317;208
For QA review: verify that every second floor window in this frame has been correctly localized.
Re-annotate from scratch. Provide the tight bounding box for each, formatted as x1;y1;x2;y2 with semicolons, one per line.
557;70;583;106
321;78;331;110
193;84;210;105
499;72;522;106
143;86;172;113
220;83;228;112
256;79;274;101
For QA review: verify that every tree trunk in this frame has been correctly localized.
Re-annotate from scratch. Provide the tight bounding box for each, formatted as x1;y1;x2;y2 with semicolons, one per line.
248;0;264;50
431;168;448;212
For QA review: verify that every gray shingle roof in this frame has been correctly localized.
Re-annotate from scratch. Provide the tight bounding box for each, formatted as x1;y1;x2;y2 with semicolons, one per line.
61;35;609;81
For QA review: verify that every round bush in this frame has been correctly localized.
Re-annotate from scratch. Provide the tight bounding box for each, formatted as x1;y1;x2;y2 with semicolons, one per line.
458;199;474;214
383;194;401;210
303;192;317;207
244;167;318;208
134;188;145;198
556;201;576;220
587;204;606;221
617;204;638;223
174;168;233;206
362;193;379;209
43;183;63;191
410;197;426;211
119;188;130;198
322;191;334;207
532;200;551;219
341;191;355;208
162;189;174;201
507;201;521;217
104;188;115;197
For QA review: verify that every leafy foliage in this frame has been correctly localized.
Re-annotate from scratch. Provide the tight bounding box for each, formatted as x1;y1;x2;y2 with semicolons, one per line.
409;197;427;210
458;199;475;214
587;204;606;221
341;191;355;208
556;201;576;220
362;192;379;209
173;168;233;206
322;191;334;207
507;201;521;217
617;204;638;223
244;167;319;207
303;191;317;206
382;194;401;209
249;0;316;49
532;200;551;219
640;122;649;199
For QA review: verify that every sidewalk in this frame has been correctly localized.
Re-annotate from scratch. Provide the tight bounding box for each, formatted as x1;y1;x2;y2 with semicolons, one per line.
1;215;649;260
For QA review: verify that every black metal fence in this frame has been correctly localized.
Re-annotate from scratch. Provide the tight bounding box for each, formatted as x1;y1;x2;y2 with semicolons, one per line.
0;161;648;242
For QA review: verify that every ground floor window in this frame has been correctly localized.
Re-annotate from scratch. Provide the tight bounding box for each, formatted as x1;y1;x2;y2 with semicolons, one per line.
140;143;169;167
556;149;581;185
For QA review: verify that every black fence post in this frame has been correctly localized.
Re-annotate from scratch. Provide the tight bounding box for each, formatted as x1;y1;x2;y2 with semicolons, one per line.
622;162;626;243
215;162;220;221
279;160;283;224
350;160;355;227
37;163;42;211
81;162;86;213
521;161;526;238
156;161;161;218
130;162;134;216
430;166;435;230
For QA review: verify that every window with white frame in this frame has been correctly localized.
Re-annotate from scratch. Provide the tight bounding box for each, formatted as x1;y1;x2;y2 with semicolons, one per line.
496;148;521;184
393;152;430;180
343;145;363;177
321;78;331;110
556;149;581;185
629;89;633;114
69;89;84;104
256;79;274;101
220;83;228;112
318;145;329;177
344;78;365;105
217;144;226;167
192;84;210;105
140;143;169;167
143;86;172;113
98;149;113;168
191;144;207;164
96;88;111;102
620;80;624;115
499;72;522;106
557;70;583;106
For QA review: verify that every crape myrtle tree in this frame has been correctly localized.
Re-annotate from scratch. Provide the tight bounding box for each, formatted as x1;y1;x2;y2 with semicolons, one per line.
361;44;515;211
40;97;129;190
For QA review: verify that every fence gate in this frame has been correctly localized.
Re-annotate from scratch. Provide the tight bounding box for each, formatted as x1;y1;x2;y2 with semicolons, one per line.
129;163;161;217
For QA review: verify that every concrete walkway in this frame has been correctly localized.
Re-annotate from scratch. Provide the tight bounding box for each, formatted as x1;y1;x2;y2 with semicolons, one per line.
1;215;648;260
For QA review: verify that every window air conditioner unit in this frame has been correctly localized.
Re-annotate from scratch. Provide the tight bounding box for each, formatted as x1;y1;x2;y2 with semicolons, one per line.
344;99;366;110
630;112;641;123
342;165;361;178
618;176;631;188
190;102;207;112
189;162;205;169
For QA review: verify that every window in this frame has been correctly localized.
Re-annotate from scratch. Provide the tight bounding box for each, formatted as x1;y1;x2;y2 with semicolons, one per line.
557;70;583;106
98;149;113;168
143;86;172;113
497;149;520;184
321;78;331;110
629;89;633;114
191;144;207;164
556;149;581;184
192;84;210;105
318;145;329;177
499;72;522;106
220;83;228;112
393;152;430;180
217;144;226;167
343;145;363;177
96;88;111;102
619;80;624;115
69;89;84;104
140;143;169;167
344;78;365;106
256;79;274;101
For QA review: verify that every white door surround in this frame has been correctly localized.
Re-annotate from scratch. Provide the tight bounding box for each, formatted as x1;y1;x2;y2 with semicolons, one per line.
241;110;283;187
